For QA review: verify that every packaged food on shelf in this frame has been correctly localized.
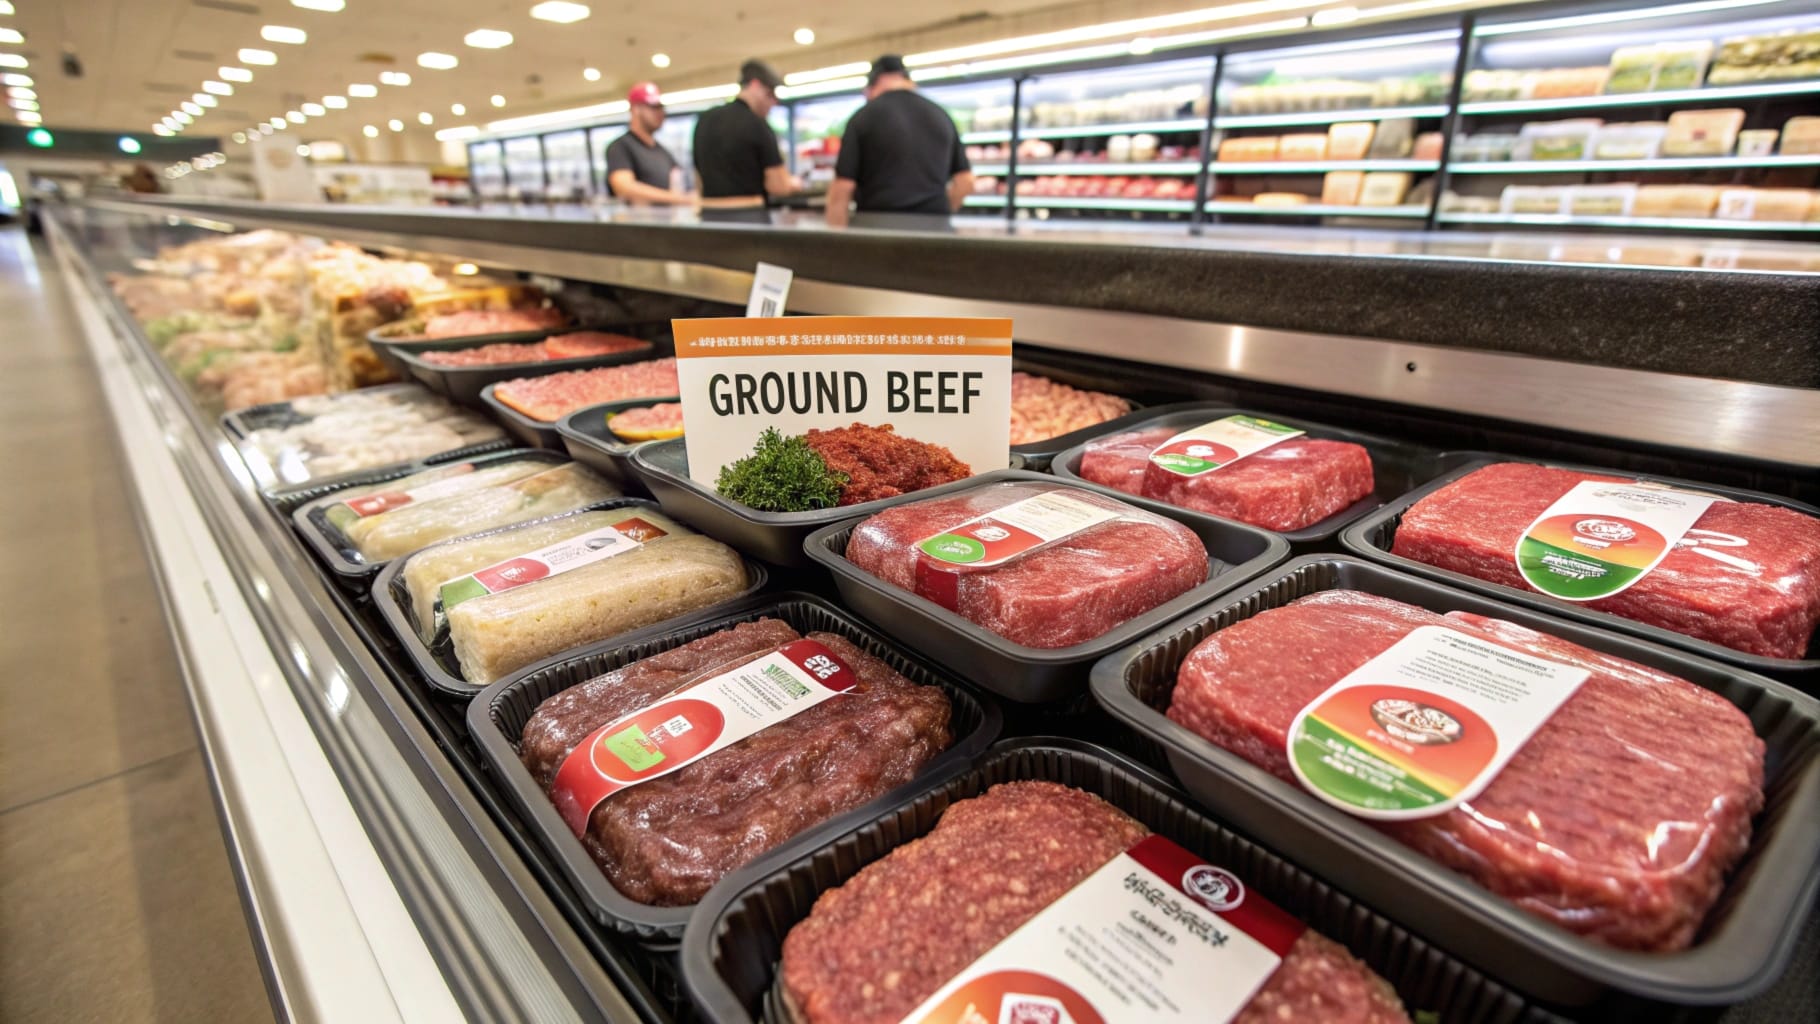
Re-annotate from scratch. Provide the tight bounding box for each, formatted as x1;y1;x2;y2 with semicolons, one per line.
1655;40;1716;91
605;402;683;442
1007;372;1130;446
1357;171;1413;206
1327;122;1377;161
843;480;1209;649
1277;133;1329;161
1782;116;1820;155
1590;122;1668;160
1633;184;1722;218
1365;118;1415;159
1663;108;1747;157
511;616;954;904
490;357;679;422
1737;129;1780;157
303;245;454;389
1166;587;1765;950
1105;134;1133;162
1567;183;1639;217
235;387;507;486
1451;132;1518;162
1512;119;1603;161
1253;192;1312;206
1709;28;1820;84
1605;44;1662;94
1412;131;1445;161
1440;192;1501;214
1500;185;1569;215
341;462;620;562
1322;170;1365;206
321;457;554;530
384;306;570;341
1390;463;1820;659
777;780;1411;1024
401;506;694;642
1129;132;1159;162
450;532;751;684
1218;136;1279;162
1717;188;1816;222
418;331;650;367
1220;73;1450;115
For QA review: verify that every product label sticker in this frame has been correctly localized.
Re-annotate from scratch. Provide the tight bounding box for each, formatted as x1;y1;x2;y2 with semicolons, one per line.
1147;415;1303;478
324;465;479;529
434;517;669;621
1514;480;1717;601
549;638;856;835
903;834;1304;1024
671;316;1013;486
912;490;1121;612
745;262;794;318
1288;625;1590;821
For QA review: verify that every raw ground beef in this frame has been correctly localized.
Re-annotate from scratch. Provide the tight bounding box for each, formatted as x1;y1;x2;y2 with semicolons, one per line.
1007;371;1130;445
780;780;1408;1024
802;423;972;506
1079;425;1375;531
844;481;1209;648
493;357;680;421
518;619;951;905
420;307;569;337
1168;590;1766;951
606;402;683;441
1391;462;1820;658
423;331;649;367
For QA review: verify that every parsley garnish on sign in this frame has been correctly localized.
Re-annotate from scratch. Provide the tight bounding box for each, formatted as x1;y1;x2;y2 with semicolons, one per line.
715;428;849;512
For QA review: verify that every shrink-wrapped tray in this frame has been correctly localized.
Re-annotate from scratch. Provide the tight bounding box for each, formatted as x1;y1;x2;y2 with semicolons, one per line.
345;462;620;561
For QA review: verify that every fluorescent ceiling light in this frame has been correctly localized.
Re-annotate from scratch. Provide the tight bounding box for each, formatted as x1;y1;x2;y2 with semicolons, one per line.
302;102;325;116
119;136;142;154
464;29;513;49
362;124;378;137
435;125;481;141
0;55;27;69
295;144;309;156
418;52;458;69
490;93;505;106
232;131;246;143
784;61;869;86
194;93;218;108
1312;5;1360;25
0;3;14;15
287;110;306;123
451;102;465;115
0;28;23;45
323;94;346;108
651;52;671;68
380;71;411;85
261;25;307;45
530;2;591;24
239;48;277;65
656;83;739;104
5;85;30;98
906;0;1329;65
583;67;601;81
291;0;346;11
483;98;627;133
203;80;232;95
219;66;252;82
174;110;194;124
269;117;285;128
348;82;377;97
1477;0;1786;36
16;111;39;123
777;75;868;100
8;97;36;110
181;100;203;115
794;28;815;45
388;118;404;131
1129;37;1156;54
417;111;433;124
1;73;28;86
154;125;175;136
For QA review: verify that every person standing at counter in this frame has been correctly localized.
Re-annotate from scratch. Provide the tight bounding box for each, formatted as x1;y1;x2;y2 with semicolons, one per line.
692;59;799;221
824;56;973;230
603;83;694;207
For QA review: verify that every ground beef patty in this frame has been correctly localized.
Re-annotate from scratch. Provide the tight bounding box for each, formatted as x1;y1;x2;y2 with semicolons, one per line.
519;618;952;905
1170;590;1766;951
781;781;1407;1024
801;423;972;506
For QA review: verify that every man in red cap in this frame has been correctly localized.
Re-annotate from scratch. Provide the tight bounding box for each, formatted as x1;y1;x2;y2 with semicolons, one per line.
603;82;693;206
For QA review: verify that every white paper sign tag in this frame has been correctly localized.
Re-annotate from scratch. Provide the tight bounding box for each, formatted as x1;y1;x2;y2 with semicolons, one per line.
746;262;793;317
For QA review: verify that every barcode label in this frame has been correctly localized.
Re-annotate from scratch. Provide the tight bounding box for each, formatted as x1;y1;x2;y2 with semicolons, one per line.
746;262;793;317
757;297;779;317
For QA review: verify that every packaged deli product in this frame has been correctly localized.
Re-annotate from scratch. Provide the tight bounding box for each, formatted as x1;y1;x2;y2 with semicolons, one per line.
1663;108;1746;157
517;618;952;905
321;457;556;532
400;506;694;642
1322;171;1365;206
1783;116;1820;156
450;533;749;683
1168;589;1766;950
1077;419;1374;532
1327;122;1376;161
492;357;681;422
419;331;651;367
345;463;621;562
1391;463;1820;658
237;387;507;485
843;481;1208;648
778;780;1409;1024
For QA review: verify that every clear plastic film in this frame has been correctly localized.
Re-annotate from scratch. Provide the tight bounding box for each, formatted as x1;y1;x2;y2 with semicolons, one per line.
844;481;1208;649
345;462;619;562
515;618;951;906
323;458;553;533
401;506;692;642
448;533;747;685
492;357;679;422
1077;421;1375;532
1391;462;1820;659
1168;589;1767;951
241;386;505;484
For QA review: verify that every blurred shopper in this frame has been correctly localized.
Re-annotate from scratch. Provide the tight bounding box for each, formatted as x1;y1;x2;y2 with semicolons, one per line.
824;56;972;229
693;59;798;222
604;83;693;206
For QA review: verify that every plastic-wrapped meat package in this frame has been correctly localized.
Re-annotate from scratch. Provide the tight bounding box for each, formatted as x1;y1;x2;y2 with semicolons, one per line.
401;506;693;642
323;457;553;531
1391;462;1820;658
1168;590;1766;950
517;619;952;904
242;388;506;484
1078;425;1375;531
843;481;1209;648
450;534;749;684
345;463;619;561
492;357;680;422
780;781;1409;1024
1006;371;1131;445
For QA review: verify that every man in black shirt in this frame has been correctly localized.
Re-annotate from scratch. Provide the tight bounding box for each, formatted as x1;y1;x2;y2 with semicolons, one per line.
692;59;798;214
603;82;692;206
825;56;973;229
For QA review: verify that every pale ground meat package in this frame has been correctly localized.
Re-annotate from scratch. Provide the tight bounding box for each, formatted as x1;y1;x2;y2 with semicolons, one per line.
843;481;1209;648
344;462;621;562
1168;589;1766;951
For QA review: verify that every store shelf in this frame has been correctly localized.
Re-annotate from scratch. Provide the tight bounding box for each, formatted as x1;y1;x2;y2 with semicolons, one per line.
979;161;1203;176
1214;105;1450;129
1211;159;1440;174
961;194;1008;208
1458;79;1820;116
1014;195;1197;212
1206;200;1430;217
1438;211;1820;232
962;118;1207;144
1448;155;1820;174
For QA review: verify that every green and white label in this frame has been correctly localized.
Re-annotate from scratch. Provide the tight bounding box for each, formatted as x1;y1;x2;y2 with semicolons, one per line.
1514;480;1718;602
1288;625;1589;821
434;517;669;623
1148;415;1303;477
916;490;1121;568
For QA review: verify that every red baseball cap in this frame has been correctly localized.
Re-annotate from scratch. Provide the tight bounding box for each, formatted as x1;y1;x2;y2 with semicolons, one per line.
628;82;663;107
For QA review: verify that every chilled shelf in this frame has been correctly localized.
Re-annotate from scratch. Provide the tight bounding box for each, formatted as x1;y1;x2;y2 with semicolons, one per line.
1013;195;1198;212
1214;105;1450;129
1457;80;1820;117
1211;159;1440;174
977;161;1202;176
1447;155;1820;174
961;194;1008;208
962;118;1207;145
1205;201;1430;217
1438;211;1820;232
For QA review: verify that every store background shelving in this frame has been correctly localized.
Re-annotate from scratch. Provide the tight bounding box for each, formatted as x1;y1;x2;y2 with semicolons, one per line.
465;0;1820;239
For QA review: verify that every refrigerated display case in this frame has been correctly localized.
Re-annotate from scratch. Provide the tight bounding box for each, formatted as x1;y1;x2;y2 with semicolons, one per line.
586;124;626;196
468;140;507;201
787;93;862;186
502;136;546;200
542;129;593;202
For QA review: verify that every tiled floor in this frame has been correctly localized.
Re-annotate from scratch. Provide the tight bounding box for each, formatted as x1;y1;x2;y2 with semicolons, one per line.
0;226;272;1023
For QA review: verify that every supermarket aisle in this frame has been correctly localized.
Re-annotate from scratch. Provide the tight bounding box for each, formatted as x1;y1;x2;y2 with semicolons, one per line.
0;227;272;1023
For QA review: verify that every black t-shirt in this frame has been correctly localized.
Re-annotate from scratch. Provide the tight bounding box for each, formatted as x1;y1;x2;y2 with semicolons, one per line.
602;132;678;195
693;98;783;199
834;90;970;215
